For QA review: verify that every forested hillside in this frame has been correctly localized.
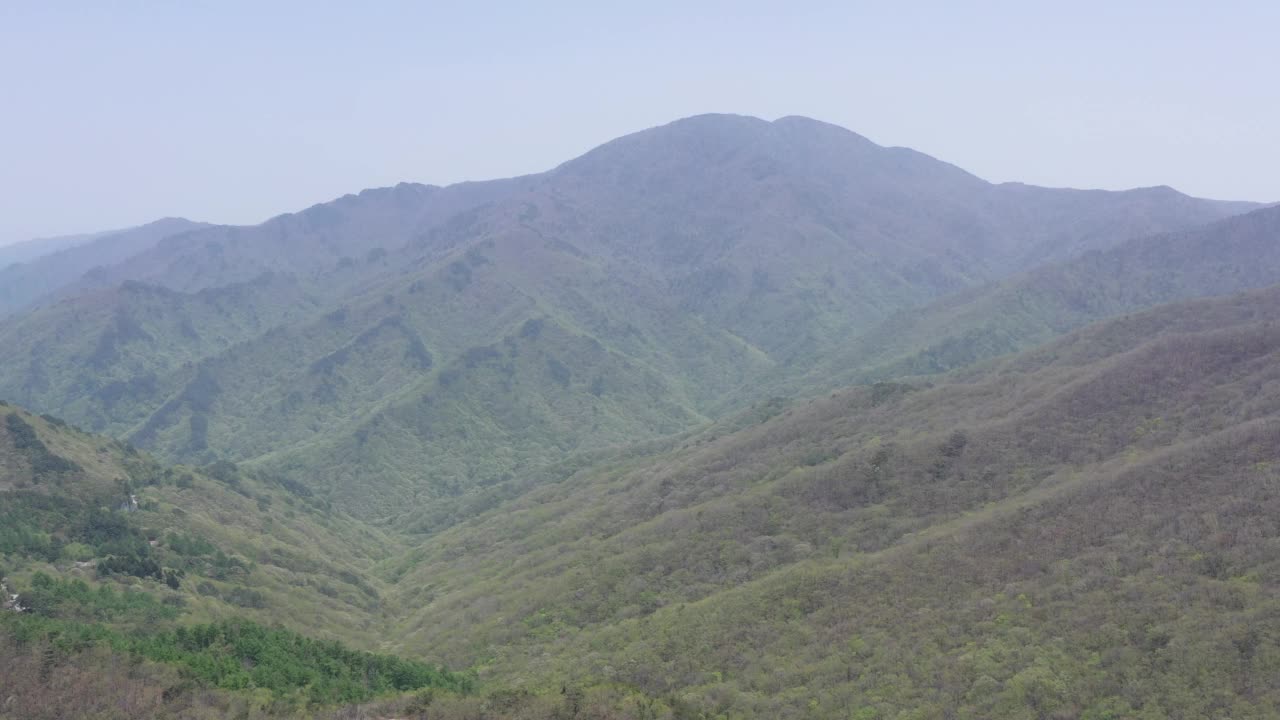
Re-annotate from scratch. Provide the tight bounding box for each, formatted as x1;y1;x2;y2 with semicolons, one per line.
0;402;700;718
9;286;1280;718
3;113;1278;720
378;286;1280;718
0;402;409;644
0;217;206;316
791;203;1280;392
0;402;496;718
0;115;1255;518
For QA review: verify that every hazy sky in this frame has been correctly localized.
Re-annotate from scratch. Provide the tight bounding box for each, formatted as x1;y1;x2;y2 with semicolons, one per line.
2;1;1277;244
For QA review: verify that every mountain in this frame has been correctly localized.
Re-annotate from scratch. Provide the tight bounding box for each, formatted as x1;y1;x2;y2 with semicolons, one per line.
0;400;499;718
375;284;1280;718
7;281;1280;718
2;113;1279;719
0;217;207;316
990;181;1260;268
0;228;114;268
0;401;403;646
798;202;1280;389
0;115;1259;520
67;180;527;296
500;115;1254;359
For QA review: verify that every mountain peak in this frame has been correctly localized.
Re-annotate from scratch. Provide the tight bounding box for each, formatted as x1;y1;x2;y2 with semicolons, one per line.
553;112;894;186
772;114;874;141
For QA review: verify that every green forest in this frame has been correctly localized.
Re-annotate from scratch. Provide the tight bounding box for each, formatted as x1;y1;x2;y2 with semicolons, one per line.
2;109;1279;719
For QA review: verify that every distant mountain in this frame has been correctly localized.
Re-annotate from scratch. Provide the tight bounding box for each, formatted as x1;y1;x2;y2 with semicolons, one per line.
0;114;1260;518
991;181;1260;267
0;217;207;316
67;180;527;295
517;114;1253;359
0;228;114;268
800;202;1280;388
36;116;1257;346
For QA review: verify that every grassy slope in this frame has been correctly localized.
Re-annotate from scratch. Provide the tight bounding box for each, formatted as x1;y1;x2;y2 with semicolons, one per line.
375;286;1280;718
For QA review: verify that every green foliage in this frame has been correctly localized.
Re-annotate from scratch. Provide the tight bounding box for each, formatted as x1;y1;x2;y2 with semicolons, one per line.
0;410;471;710
97;554;164;582
372;291;1280;717
0;497;66;561
0;404;399;656
1;614;472;705
5;412;80;480
204;459;240;485
166;531;216;557
224;586;268;609
546;356;572;387
20;573;180;623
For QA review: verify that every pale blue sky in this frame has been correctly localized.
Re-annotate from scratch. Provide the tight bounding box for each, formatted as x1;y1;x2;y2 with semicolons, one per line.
1;1;1277;244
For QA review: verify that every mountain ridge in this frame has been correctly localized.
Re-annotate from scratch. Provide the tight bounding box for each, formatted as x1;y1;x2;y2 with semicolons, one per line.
793;202;1280;392
373;283;1280;717
0;113;1264;520
0;217;208;316
2;113;1279;719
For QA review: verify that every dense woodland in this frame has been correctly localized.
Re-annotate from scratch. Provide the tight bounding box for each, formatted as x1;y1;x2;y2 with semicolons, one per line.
2;115;1279;718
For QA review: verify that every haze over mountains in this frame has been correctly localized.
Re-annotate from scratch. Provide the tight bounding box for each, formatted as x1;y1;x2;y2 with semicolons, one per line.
0;114;1263;518
0;218;208;316
0;228;115;268
794;202;1280;389
3;113;1280;718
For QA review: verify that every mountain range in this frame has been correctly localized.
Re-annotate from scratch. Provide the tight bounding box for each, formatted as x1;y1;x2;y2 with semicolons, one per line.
2;113;1279;719
0;217;208;316
0;114;1262;519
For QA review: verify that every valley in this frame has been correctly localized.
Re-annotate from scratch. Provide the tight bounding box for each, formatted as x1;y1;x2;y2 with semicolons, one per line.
2;114;1278;719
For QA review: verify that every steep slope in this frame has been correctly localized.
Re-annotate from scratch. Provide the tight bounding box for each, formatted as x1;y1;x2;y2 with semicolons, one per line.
0;402;665;719
156;115;1264;515
801;202;1280;389
0;115;1257;518
8;286;1280;719
0;217;206;316
0;273;324;440
378;286;1280;718
0;402;405;648
520;114;1253;359
0;399;716;712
